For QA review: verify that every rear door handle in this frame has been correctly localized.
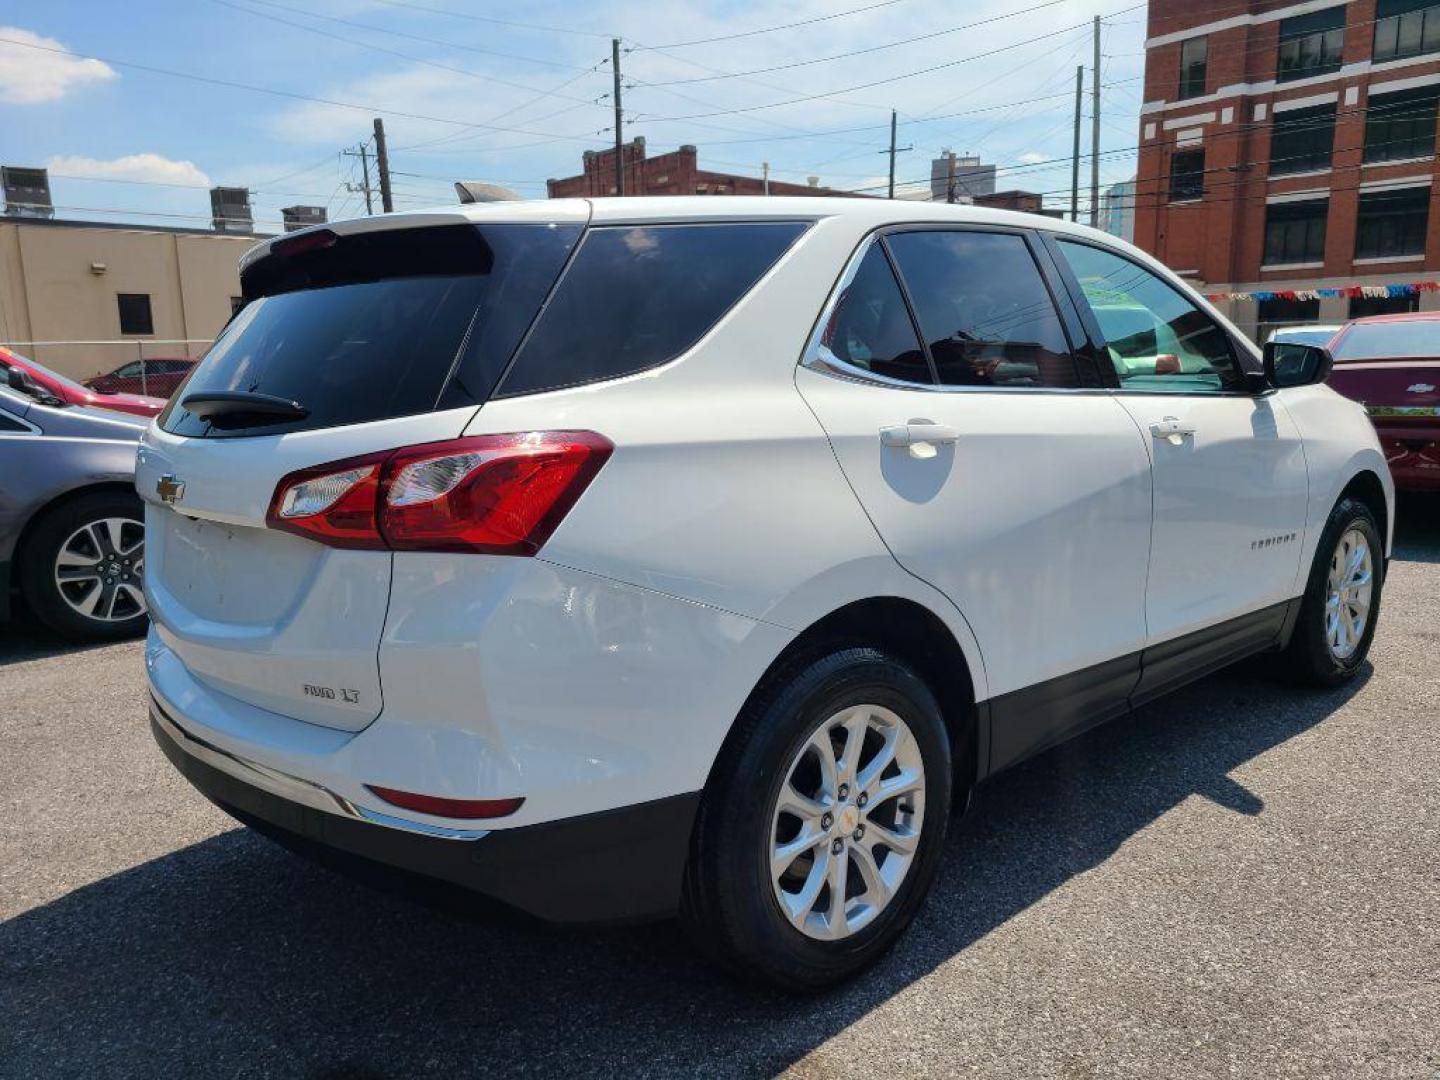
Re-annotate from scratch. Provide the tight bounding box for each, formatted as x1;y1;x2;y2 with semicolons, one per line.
880;421;959;459
1149;416;1196;443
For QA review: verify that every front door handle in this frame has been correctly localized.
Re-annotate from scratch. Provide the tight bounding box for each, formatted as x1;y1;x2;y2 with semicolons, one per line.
880;421;959;459
1149;416;1196;444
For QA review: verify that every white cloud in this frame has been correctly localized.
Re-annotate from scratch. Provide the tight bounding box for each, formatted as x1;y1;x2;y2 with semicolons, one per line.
1017;151;1050;165
47;153;212;188
0;27;117;104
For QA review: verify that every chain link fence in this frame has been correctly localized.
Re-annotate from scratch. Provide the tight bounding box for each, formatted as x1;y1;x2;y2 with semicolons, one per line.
0;339;214;399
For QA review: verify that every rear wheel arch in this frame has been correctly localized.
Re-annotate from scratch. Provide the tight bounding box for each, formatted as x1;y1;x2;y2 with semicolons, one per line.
714;596;981;792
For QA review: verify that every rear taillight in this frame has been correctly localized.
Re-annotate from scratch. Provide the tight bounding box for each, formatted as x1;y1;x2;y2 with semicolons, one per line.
266;432;612;555
365;785;524;820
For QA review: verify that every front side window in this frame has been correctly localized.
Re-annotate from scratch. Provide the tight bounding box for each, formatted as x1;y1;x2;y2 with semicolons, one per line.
1169;148;1205;201
1364;86;1439;163
886;230;1076;388
1179;36;1208;99
1374;0;1440;61
1355;187;1431;258
1276;7;1345;82
816;244;931;384
1270;104;1336;175
498;222;808;397
1264;199;1329;265
1056;240;1240;393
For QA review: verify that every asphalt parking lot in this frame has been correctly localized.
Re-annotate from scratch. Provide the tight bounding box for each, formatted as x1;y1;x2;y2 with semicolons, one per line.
2;497;1438;1079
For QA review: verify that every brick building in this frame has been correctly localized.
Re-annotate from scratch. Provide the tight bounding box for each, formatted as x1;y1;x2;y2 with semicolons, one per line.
1135;0;1440;339
546;138;841;198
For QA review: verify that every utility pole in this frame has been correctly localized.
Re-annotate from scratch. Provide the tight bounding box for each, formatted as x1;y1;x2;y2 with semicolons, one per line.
1090;15;1101;227
946;152;957;204
342;142;373;215
882;110;912;199
1070;65;1083;222
762;161;770;195
612;38;624;196
373;117;393;213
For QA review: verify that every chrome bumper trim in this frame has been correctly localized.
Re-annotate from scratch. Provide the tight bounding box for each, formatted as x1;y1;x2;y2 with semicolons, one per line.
150;695;490;841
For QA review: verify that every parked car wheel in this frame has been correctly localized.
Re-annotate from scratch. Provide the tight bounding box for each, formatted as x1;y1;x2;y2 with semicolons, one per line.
680;648;953;991
19;490;147;642
1283;496;1384;686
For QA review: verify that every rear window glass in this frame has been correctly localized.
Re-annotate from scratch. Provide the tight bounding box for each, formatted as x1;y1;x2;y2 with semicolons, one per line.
495;221;808;398
160;223;580;438
1332;321;1440;360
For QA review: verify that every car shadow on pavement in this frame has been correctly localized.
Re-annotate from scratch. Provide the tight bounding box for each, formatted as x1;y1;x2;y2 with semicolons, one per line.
0;660;1370;1079
0;612;140;668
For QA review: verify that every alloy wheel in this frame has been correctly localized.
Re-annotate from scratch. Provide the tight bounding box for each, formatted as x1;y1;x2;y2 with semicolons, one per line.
53;517;146;623
769;704;926;941
1325;527;1373;660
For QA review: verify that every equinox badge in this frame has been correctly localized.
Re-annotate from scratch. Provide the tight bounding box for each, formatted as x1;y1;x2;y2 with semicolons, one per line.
156;474;186;505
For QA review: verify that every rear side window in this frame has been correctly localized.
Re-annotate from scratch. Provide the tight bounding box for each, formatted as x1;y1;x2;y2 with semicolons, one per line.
161;223;580;438
496;222;807;398
886;230;1077;388
818;244;931;383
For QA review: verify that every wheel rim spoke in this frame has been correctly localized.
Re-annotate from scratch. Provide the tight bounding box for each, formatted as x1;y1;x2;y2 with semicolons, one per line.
53;516;146;622
769;702;926;942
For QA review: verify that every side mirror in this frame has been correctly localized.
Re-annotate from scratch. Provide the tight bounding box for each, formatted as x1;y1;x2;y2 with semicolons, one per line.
1262;341;1334;389
7;367;35;391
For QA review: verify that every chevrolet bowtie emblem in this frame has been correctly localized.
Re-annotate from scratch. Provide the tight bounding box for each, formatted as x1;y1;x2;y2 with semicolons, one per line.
1408;383;1435;394
156;474;186;505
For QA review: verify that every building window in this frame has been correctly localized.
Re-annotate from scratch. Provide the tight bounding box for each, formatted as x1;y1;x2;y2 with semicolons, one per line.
1179;37;1208;99
1374;0;1440;62
1364;85;1439;163
1276;7;1345;82
1264;199;1328;264
1355;187;1431;258
1270;104;1337;174
117;293;154;335
1348;294;1419;318
1169;148;1205;201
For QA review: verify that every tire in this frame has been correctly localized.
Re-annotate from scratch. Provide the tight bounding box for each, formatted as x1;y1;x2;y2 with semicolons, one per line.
680;647;953;992
18;490;148;643
1282;495;1384;686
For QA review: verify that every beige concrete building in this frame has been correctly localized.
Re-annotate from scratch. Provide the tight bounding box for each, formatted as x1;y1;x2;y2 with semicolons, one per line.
0;217;263;380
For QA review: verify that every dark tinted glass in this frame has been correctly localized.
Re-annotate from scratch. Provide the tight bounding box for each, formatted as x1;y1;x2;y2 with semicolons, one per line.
819;245;930;383
498;222;807;398
1270;104;1336;174
161;223;579;438
0;408;27;432
1333;320;1439;359
1355;187;1430;258
1264;199;1328;264
1364;86;1439;163
886;230;1076;388
1179;36;1207;98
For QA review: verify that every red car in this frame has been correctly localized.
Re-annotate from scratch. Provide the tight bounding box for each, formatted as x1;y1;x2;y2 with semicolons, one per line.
0;348;165;419
85;356;196;399
1326;312;1440;492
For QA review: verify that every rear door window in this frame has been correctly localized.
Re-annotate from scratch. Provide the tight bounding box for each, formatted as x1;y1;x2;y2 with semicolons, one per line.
885;230;1078;388
496;221;808;398
817;244;932;384
161;223;580;438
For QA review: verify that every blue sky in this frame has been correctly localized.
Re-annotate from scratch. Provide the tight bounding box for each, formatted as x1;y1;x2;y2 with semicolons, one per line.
0;0;1147;232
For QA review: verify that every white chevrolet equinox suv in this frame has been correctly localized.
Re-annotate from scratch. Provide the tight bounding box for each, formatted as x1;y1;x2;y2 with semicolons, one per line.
140;197;1392;990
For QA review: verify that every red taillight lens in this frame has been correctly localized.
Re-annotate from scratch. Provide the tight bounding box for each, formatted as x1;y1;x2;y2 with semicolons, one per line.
266;450;389;550
265;432;612;555
366;785;525;820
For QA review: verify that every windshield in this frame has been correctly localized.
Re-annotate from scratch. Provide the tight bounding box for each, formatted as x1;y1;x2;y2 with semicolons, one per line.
1333;320;1440;360
1271;328;1336;347
0;350;92;397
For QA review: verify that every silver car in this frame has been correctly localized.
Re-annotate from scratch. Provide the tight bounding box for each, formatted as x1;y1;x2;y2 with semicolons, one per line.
0;376;147;641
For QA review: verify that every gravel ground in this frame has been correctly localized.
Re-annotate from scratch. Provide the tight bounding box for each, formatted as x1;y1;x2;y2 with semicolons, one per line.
2;497;1438;1079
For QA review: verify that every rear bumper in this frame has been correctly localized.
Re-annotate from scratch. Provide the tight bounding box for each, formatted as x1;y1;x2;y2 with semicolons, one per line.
151;696;699;923
1375;428;1440;491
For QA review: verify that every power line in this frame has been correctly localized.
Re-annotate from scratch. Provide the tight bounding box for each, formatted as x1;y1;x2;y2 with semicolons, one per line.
635;0;912;49
359;0;613;38
637;0;1068;87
